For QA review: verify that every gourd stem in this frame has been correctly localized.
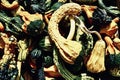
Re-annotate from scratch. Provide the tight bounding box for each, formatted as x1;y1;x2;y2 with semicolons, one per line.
67;15;75;40
83;26;102;40
75;16;102;40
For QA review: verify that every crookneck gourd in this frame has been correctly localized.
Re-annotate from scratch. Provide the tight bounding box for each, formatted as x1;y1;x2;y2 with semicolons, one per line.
48;3;93;64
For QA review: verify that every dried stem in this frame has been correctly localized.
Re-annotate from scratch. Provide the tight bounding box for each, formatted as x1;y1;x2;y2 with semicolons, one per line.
67;15;75;40
75;16;102;40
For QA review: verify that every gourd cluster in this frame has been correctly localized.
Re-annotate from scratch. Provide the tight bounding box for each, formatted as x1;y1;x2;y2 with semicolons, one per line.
0;0;120;80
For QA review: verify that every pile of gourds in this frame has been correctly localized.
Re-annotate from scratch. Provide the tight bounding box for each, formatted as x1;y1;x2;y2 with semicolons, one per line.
0;0;120;80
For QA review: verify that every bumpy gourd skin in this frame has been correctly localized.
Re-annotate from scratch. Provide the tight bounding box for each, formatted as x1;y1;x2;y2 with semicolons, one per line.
48;3;82;64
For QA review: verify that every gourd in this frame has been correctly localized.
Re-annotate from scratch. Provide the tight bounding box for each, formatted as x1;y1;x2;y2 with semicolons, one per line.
105;36;120;77
0;0;19;9
48;3;93;64
85;26;106;73
87;39;106;73
26;20;45;37
53;47;94;80
0;10;23;35
17;39;30;61
48;3;82;64
53;47;81;80
16;39;31;80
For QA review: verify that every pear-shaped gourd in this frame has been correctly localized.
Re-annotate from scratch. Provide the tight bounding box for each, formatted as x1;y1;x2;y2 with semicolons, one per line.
86;40;106;73
86;30;106;73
